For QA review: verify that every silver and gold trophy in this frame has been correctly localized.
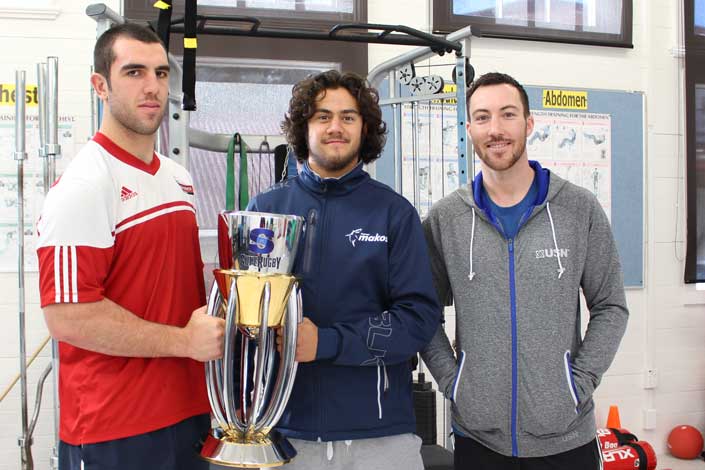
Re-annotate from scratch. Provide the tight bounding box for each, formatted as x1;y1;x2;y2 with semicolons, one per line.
199;211;304;468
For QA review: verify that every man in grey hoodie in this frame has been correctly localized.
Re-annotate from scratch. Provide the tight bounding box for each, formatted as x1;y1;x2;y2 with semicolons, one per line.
421;72;628;469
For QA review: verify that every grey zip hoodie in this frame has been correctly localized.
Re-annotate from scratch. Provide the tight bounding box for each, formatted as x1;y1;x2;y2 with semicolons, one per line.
421;163;628;458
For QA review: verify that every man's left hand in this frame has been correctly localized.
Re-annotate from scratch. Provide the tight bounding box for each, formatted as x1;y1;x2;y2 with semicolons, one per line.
295;317;318;362
276;317;318;362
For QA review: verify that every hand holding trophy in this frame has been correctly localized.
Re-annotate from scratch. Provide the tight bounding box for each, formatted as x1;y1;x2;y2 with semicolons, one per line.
199;211;304;468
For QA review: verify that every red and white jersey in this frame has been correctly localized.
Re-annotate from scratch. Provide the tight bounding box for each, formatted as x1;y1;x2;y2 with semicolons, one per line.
36;132;209;445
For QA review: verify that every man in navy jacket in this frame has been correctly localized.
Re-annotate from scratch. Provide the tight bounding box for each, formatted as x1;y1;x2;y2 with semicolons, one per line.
248;70;441;470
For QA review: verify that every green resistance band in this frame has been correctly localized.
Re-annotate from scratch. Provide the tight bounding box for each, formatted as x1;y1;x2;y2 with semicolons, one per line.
226;133;249;211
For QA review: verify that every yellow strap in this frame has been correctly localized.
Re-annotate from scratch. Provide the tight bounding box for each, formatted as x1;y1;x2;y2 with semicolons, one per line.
153;1;171;10
184;37;198;49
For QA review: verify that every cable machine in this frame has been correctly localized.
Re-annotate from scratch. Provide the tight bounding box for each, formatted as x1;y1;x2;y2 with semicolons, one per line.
9;4;474;468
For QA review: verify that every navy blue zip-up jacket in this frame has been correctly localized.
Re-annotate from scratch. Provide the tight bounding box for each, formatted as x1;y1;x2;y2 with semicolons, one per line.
248;162;441;441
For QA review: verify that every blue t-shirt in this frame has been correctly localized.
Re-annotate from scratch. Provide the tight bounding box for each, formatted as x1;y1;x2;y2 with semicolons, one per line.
484;174;538;239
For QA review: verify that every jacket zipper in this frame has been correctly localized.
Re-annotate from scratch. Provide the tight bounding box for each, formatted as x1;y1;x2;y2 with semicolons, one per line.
482;195;536;457
303;209;318;273
316;194;328;437
508;238;518;457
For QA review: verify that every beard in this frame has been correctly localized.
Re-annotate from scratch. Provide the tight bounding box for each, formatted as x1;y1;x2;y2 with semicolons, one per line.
308;145;360;175
476;138;526;172
474;119;529;172
107;93;165;136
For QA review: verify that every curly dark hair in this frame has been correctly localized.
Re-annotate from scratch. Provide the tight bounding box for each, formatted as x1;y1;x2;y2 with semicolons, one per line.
466;72;530;119
282;70;387;164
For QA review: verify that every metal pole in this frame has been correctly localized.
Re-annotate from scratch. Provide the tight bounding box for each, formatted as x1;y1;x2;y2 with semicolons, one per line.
44;56;61;470
426;102;432;214
389;71;402;194
412;102;420;211
14;69;33;470
46;57;60;184
440;101;445;197
36;63;49;192
85;3;125;36
455;54;469;185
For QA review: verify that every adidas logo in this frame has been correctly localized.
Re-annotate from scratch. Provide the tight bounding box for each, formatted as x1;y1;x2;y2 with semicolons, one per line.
120;186;138;202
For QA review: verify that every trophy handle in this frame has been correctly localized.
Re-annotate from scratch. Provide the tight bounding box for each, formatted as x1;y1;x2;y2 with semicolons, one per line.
237;333;250;425
245;281;271;434
257;282;301;433
253;332;277;424
223;277;246;433
205;280;229;430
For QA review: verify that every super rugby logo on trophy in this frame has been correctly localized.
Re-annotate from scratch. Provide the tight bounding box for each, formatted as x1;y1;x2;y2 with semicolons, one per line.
238;228;283;270
198;211;304;468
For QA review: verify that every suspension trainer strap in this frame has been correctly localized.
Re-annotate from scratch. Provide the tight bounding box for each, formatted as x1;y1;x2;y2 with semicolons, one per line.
182;0;198;110
153;0;172;50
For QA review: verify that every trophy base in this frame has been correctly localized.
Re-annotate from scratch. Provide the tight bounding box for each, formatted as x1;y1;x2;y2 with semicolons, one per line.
199;429;297;468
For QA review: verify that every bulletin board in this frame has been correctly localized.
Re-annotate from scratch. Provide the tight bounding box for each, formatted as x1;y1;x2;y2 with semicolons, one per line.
524;86;645;288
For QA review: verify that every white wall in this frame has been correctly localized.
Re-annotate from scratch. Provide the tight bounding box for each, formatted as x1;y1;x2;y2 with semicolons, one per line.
0;1;120;469
369;0;705;457
0;0;703;468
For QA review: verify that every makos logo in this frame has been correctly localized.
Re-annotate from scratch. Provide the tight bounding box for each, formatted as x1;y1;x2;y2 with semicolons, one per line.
346;228;388;247
249;228;275;254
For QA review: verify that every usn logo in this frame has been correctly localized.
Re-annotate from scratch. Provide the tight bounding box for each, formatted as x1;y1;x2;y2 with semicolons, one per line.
536;248;569;259
346;228;388;247
249;228;275;254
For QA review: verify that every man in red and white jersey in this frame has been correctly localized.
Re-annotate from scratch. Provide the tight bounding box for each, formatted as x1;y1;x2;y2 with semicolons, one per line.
36;23;224;470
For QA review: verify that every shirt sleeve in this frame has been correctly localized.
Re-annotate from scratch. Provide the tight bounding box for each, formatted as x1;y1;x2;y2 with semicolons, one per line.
36;176;115;307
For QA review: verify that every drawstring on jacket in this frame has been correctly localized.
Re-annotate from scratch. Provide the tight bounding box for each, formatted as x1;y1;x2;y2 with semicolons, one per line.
324;440;354;462
376;362;389;419
469;201;565;281
546;202;565;279
467;208;476;281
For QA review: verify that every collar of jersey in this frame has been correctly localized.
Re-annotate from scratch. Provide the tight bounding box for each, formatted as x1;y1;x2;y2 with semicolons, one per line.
93;132;161;176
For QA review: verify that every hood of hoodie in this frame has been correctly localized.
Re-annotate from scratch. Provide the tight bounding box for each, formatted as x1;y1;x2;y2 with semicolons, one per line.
457;160;570;281
467;160;562;223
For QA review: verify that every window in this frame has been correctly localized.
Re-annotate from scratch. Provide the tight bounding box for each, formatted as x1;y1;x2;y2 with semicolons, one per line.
433;0;633;48
124;0;368;74
187;59;336;230
696;0;705;36
685;0;705;282
125;0;364;32
200;0;354;14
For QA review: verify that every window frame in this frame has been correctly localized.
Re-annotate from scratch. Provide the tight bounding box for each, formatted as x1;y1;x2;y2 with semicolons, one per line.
432;0;633;48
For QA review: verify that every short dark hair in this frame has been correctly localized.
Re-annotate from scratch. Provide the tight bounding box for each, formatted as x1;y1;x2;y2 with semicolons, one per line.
94;23;164;85
466;72;531;118
282;70;387;164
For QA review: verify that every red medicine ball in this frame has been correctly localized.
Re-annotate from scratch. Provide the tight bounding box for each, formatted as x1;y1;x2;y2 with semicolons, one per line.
667;425;704;459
